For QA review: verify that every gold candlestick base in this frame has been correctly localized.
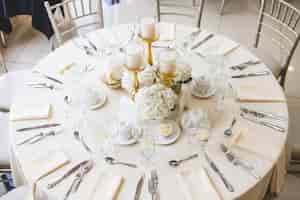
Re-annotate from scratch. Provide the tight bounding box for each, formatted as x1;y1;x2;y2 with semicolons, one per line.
139;34;159;66
125;66;143;101
159;71;176;88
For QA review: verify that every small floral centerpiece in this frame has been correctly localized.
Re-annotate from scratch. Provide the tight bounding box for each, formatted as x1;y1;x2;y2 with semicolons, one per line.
135;83;178;121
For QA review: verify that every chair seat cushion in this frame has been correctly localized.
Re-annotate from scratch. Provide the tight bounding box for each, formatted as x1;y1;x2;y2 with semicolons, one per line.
250;47;283;78
291;144;300;161
0;186;30;200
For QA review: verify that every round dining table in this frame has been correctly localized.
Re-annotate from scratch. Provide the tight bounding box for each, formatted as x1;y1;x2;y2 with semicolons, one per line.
8;24;289;200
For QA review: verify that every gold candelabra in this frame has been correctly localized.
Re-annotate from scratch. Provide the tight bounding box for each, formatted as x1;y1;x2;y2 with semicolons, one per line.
139;34;159;66
125;66;143;100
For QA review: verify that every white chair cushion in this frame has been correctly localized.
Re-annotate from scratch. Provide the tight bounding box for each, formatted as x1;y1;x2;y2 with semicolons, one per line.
0;70;30;166
0;186;30;200
250;47;283;78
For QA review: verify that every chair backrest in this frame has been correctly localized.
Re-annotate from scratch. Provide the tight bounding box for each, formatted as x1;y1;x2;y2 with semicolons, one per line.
255;0;300;88
44;0;104;46
156;0;205;28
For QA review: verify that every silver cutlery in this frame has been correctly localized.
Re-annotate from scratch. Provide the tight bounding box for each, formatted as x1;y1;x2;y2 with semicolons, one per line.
134;174;145;200
16;123;61;132
151;170;159;200
240;113;285;133
0;107;9;113
241;107;287;122
220;144;260;179
17;130;61;145
231;71;270;78
204;152;234;192
33;72;64;85
27;82;55;90
47;160;90;189
152;44;174;49
104;156;137;168
168;153;199;167
82;35;98;51
190;33;214;50
73;131;93;153
148;177;155;200
64;160;93;200
230;60;261;71
224;118;237;136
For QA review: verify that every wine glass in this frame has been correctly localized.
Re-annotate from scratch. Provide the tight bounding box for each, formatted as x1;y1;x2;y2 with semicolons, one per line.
139;124;156;171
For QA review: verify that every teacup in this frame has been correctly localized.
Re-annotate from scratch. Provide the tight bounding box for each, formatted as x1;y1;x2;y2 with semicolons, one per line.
85;88;101;107
118;121;133;141
192;76;213;96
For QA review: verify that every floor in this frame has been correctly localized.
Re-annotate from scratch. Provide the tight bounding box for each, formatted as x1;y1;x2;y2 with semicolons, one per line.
0;0;300;199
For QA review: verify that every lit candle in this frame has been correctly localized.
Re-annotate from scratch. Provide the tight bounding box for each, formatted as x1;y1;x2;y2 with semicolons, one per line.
140;18;156;40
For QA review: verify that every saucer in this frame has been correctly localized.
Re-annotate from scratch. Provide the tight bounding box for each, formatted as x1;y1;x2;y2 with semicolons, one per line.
115;126;141;146
156;121;181;145
90;94;107;110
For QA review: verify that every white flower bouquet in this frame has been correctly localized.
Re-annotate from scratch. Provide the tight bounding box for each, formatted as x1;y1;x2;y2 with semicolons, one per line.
135;84;178;120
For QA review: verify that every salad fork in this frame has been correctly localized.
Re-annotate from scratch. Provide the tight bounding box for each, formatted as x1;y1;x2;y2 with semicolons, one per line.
230;60;261;71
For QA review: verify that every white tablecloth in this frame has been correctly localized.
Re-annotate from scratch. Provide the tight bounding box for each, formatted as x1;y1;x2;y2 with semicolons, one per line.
8;24;289;200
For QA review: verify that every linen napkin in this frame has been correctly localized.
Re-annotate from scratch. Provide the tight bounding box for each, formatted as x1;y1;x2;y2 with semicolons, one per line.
177;168;222;200
235;82;286;102
225;125;279;161
158;22;176;41
22;150;70;183
10;103;52;121
193;33;240;57
89;172;124;200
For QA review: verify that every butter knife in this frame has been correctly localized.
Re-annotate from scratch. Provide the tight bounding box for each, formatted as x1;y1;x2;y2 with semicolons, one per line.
16;123;61;132
241;113;285;133
191;33;214;50
204;152;234;192
231;71;270;78
241;107;287;121
134;175;145;200
47;160;90;189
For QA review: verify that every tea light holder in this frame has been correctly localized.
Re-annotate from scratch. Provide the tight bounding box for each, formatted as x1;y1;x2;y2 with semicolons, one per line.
124;66;143;100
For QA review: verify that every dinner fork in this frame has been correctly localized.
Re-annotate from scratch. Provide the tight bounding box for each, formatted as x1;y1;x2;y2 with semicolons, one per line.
230;60;261;71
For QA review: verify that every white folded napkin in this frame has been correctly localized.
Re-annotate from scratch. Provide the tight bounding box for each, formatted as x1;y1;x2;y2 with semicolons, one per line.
194;33;240;57
158;22;176;41
177;168;222;200
235;82;286;102
90;173;124;200
10;103;52;121
23;150;70;183
226;125;278;161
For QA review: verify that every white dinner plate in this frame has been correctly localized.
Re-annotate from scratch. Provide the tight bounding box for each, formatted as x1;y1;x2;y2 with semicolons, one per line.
156;121;181;145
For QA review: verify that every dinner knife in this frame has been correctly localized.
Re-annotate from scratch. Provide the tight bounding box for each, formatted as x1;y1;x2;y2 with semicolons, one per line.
191;33;214;50
204;152;234;192
47;160;90;189
134;175;145;200
231;71;270;78
0;107;10;113
241;107;287;121
16;123;61;132
240;113;285;133
43;74;64;85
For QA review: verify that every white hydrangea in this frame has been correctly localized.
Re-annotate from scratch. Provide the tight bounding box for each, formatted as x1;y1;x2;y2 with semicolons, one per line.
136;84;178;120
138;67;157;87
175;65;192;84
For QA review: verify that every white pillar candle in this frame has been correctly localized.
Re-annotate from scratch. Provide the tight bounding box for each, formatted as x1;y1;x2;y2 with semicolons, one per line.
140;18;156;40
107;56;124;81
126;48;143;70
159;51;177;74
